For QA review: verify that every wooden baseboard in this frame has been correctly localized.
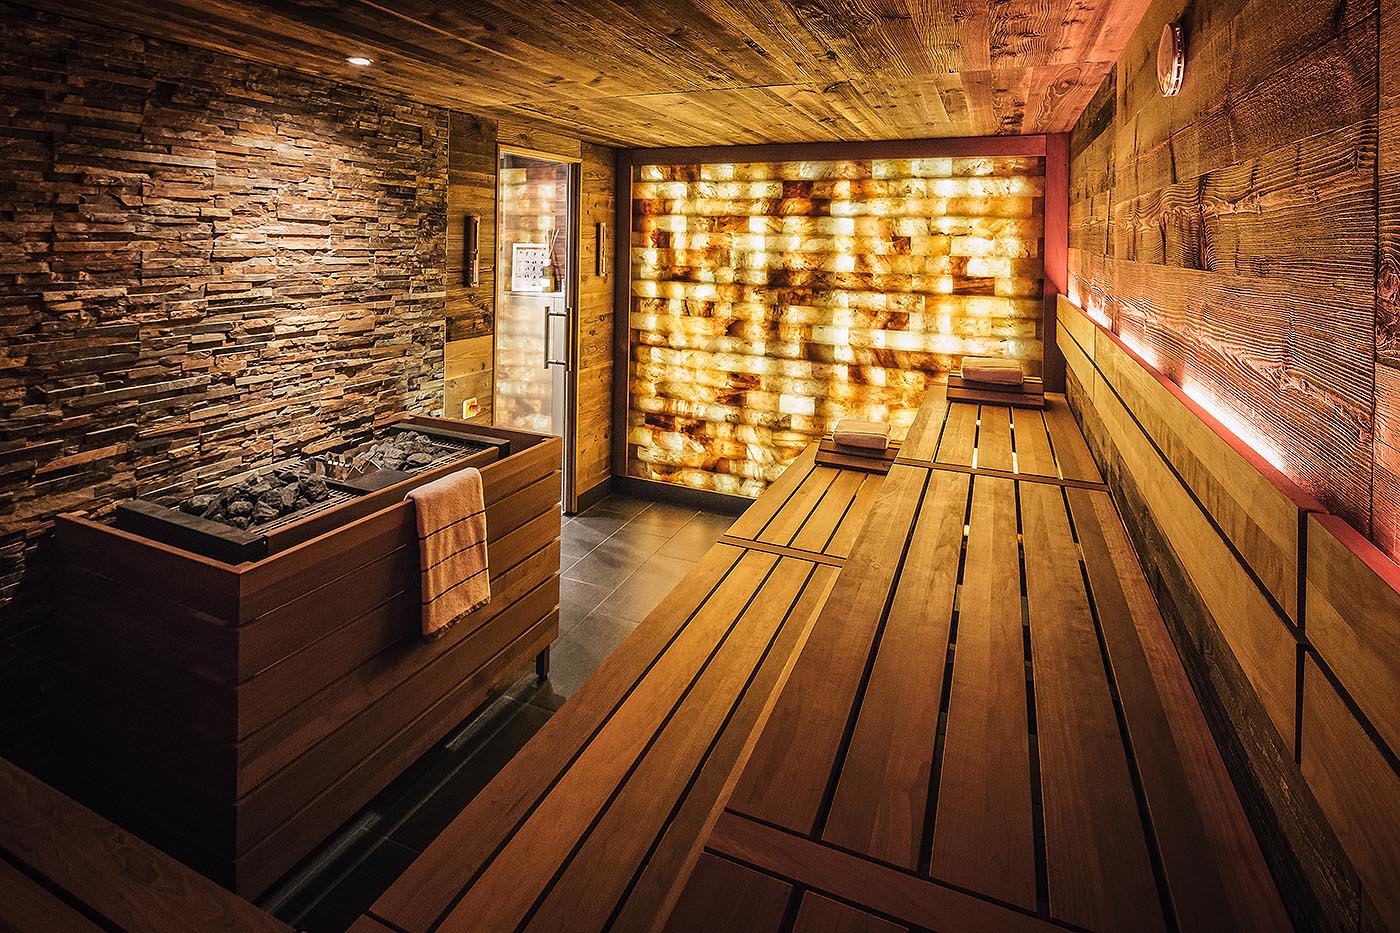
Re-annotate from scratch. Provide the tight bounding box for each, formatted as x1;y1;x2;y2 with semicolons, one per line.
573;477;613;514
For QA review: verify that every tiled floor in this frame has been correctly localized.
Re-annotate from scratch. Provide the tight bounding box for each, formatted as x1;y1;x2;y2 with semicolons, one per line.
259;494;738;932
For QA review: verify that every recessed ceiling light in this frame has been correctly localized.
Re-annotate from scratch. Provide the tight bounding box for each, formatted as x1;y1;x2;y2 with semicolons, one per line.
346;56;373;66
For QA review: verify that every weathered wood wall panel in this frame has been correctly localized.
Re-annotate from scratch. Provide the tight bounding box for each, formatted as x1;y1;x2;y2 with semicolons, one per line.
627;156;1046;497
444;113;498;425
8;0;1156;148
0;5;449;752
1068;0;1380;545
577;143;616;501
1377;0;1400;558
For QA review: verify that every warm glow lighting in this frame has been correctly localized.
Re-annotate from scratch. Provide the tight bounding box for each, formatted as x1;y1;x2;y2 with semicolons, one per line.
1181;377;1289;473
346;56;373;66
629;156;1045;495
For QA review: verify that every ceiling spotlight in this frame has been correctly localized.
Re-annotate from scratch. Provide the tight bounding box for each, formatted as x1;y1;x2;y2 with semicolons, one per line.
346;56;373;66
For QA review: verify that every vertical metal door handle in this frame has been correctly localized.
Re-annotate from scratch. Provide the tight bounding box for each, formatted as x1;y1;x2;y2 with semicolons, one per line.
545;305;568;368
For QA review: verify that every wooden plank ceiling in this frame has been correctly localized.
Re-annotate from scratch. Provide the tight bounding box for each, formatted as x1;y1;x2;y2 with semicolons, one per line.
17;0;1155;147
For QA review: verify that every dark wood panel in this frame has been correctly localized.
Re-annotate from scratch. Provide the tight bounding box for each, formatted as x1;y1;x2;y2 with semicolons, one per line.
708;812;1060;933
793;893;907;933
236;612;557;896
0;856;104;933
662;854;791;933
0;760;287;932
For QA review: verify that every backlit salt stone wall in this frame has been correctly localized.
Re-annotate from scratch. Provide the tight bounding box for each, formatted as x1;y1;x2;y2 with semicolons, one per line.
628;156;1046;497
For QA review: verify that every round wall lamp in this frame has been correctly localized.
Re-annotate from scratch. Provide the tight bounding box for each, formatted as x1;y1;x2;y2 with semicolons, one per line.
1157;22;1185;97
346;56;374;67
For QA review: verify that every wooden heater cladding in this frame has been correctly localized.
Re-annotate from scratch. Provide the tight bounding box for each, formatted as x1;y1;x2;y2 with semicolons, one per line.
53;417;562;897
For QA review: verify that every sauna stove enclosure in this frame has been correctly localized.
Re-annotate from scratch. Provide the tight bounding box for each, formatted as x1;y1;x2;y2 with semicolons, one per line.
52;414;563;896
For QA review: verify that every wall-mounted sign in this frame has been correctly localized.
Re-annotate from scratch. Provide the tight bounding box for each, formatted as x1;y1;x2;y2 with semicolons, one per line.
511;242;551;293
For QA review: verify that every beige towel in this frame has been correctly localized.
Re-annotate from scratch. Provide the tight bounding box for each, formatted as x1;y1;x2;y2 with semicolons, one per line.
406;467;490;638
833;419;889;450
962;356;1024;386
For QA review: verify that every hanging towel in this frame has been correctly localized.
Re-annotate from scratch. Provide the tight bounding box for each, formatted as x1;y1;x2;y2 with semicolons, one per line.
833;419;890;451
406;467;490;639
961;356;1025;386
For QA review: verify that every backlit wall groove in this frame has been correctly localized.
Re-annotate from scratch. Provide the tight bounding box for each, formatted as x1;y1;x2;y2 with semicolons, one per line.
628;157;1046;497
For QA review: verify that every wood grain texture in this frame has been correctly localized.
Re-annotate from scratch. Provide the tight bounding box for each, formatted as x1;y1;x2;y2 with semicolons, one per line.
821;468;968;867
929;476;1034;911
663;854;791;933
1069;297;1319;622
0;759;287;933
1301;658;1400;932
793;892;907;933
706;812;1062;933
727;465;928;833
1068;0;1379;541
14;0;1155;147
1021;480;1161;931
1069;488;1290;932
1306;513;1400;756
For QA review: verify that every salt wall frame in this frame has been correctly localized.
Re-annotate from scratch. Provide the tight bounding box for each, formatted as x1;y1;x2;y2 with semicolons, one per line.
611;135;1068;499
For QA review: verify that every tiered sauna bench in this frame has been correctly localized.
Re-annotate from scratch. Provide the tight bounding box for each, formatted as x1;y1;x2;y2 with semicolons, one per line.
357;388;1291;933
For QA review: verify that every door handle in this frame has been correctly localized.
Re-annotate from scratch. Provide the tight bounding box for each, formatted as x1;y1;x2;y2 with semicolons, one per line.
544;304;568;369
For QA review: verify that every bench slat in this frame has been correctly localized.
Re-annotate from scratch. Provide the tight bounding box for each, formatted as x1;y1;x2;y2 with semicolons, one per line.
609;564;840;933
794;891;908;933
929;476;1035;911
728;465;929;833
976;405;1014;472
518;558;829;932
1069;488;1290;932
0;856;104;933
662;853;791;933
1012;408;1057;476
1021;481;1161;931
822;469;969;867
936;403;979;466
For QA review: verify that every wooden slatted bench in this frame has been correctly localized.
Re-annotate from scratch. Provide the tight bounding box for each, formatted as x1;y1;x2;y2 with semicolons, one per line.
0;758;287;933
357;386;1292;933
669;388;1293;932
354;436;893;932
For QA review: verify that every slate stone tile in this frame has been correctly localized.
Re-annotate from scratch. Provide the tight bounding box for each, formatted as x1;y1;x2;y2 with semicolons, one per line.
561;530;668;592
625;501;699;536
560;575;610;637
657;511;735;560
591;553;695;625
543;614;639;698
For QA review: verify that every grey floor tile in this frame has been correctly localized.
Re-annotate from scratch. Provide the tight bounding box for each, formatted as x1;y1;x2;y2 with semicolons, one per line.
544;613;638;698
592;553;696;626
657;511;735;560
625;501;700;536
562;530;669;592
585;495;651;518
559;575;610;636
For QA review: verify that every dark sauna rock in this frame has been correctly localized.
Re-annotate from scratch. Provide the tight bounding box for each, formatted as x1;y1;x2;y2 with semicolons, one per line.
359;430;452;472
179;465;334;531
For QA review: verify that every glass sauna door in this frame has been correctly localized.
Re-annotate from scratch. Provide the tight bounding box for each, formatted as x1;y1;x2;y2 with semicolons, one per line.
495;149;578;510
